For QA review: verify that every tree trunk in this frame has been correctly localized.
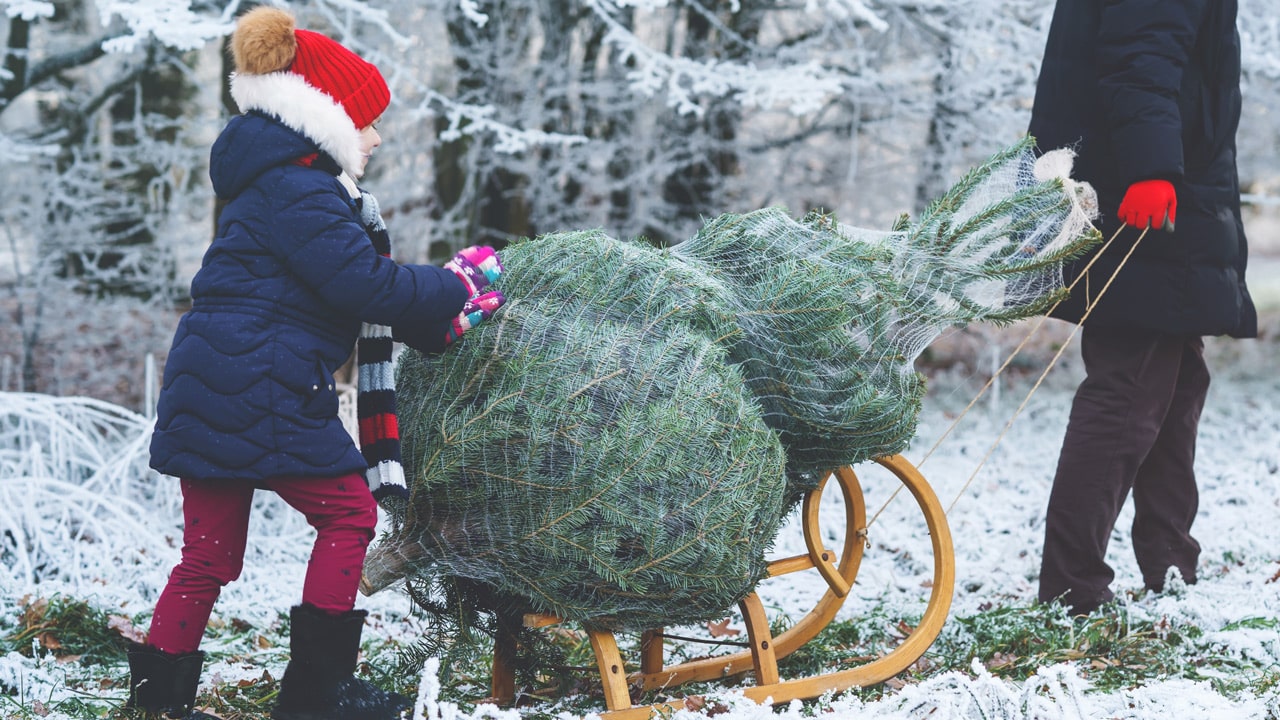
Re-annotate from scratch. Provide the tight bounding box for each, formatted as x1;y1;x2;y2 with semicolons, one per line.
1;16;30;105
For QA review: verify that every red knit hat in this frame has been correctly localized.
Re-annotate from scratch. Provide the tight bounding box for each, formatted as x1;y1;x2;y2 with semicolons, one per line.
231;7;389;130
290;29;389;130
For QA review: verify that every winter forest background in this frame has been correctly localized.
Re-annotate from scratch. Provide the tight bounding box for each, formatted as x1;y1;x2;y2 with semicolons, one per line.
2;0;1279;407
3;1;1280;718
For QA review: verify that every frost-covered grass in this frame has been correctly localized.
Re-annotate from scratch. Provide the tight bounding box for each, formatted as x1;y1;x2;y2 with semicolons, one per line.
1;313;1278;719
2;582;1278;718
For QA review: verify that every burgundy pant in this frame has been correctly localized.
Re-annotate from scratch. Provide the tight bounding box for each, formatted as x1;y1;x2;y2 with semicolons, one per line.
148;473;377;655
1038;327;1209;614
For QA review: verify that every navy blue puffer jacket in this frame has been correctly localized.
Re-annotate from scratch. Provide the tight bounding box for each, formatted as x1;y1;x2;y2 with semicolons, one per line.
150;112;468;481
1029;0;1256;338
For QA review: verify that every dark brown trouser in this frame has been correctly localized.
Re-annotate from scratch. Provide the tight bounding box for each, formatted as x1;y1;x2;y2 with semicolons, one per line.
1038;326;1210;614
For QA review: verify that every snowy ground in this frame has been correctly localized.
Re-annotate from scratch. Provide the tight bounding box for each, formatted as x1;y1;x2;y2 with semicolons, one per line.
1;262;1277;719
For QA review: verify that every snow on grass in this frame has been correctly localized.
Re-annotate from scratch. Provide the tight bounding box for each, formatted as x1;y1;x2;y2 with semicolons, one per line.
1;318;1278;718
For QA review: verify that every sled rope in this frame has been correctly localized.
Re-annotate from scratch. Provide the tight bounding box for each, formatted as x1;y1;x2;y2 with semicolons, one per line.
648;631;751;649
865;224;1140;528
940;225;1149;514
914;226;1127;467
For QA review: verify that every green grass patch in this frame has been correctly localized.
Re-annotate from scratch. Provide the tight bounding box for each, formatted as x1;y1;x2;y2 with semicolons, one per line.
3;595;133;667
4;596;1278;719
933;602;1198;692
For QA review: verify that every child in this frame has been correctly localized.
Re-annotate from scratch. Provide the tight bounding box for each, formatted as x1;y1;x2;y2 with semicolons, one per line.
128;7;504;719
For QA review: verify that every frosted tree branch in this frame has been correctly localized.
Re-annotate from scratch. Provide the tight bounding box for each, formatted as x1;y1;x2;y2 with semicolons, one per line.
586;0;845;117
1;0;54;21
96;0;230;53
411;90;589;154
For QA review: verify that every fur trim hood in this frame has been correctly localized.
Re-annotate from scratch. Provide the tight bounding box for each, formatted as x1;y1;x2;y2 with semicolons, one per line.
230;72;366;178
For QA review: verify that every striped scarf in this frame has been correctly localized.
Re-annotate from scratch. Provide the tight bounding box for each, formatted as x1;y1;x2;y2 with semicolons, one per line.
355;189;409;504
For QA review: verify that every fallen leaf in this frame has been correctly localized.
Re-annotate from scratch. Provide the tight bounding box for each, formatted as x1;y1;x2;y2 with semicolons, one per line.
549;627;586;642
21;597;49;627
707;701;732;716
706;618;741;638
109;615;147;644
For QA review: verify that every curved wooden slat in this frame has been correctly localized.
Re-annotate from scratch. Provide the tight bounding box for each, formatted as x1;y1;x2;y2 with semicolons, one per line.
738;592;779;685
634;465;868;691
803;472;851;597
618;455;954;713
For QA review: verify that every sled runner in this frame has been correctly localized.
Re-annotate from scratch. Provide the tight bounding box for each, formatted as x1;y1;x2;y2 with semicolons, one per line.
481;453;954;717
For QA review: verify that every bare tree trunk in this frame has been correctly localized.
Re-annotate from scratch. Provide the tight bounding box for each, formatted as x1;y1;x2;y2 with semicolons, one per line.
652;1;761;245
434;2;536;251
914;69;953;216
1;16;30;106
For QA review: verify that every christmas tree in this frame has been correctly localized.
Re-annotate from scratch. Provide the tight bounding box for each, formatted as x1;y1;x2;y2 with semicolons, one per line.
363;138;1099;635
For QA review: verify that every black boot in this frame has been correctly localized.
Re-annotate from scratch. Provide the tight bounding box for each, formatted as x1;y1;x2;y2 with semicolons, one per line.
125;643;221;719
273;604;411;720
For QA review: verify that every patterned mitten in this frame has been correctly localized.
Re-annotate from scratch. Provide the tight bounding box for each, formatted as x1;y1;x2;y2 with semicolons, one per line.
443;246;503;296
445;290;506;346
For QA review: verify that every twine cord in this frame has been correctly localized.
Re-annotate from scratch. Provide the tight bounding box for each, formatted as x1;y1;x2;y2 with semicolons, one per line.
865;224;1146;527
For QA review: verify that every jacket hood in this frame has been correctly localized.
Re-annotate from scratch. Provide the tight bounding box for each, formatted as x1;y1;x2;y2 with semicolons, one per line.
229;70;367;177
209;113;327;200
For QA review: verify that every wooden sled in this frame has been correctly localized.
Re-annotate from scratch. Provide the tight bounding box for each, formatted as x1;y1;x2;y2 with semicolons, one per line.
482;454;956;718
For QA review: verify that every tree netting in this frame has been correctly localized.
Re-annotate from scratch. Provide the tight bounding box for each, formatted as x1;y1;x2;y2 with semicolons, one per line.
362;139;1100;633
673;142;1098;473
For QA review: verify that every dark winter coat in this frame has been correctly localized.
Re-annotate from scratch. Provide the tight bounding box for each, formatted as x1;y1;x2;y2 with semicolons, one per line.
1028;0;1256;338
150;112;468;481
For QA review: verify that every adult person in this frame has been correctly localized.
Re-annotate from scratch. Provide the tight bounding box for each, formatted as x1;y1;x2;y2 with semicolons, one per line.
1027;0;1257;615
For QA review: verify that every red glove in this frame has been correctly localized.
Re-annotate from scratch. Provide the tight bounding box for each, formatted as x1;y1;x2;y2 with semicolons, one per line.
1118;179;1176;232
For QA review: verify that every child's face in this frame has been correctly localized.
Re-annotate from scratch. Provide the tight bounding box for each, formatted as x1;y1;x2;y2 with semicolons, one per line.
358;120;382;175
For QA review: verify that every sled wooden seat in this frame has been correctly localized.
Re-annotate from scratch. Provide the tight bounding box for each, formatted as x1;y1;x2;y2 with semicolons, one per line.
488;454;955;717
